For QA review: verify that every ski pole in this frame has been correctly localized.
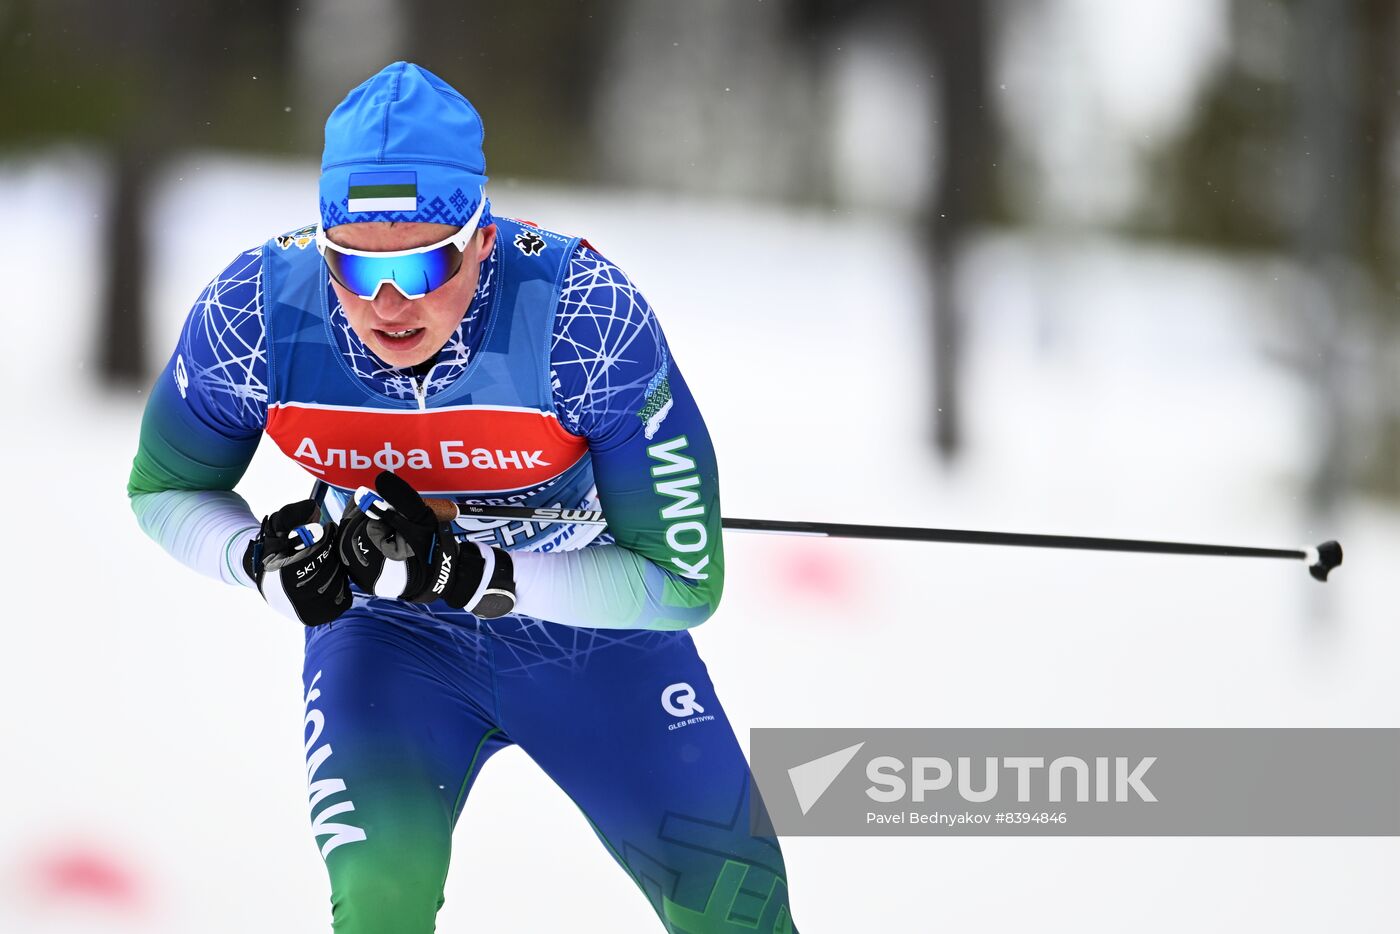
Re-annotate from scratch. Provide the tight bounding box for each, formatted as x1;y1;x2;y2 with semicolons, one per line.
309;479;1342;582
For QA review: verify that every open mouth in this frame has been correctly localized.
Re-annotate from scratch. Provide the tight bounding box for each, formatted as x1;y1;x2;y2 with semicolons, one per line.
374;327;425;349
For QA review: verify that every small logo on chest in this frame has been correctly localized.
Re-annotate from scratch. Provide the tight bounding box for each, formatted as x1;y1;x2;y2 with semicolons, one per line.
514;230;546;256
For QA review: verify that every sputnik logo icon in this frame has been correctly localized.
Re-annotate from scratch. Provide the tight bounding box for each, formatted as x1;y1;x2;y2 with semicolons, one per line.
788;742;865;815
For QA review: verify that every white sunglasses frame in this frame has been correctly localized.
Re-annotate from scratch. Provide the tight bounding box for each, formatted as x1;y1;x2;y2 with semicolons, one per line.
314;196;489;300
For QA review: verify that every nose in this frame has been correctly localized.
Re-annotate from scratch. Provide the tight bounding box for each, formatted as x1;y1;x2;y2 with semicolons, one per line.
370;285;414;321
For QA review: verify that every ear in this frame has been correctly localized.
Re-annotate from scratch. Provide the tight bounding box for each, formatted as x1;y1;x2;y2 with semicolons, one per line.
474;222;498;260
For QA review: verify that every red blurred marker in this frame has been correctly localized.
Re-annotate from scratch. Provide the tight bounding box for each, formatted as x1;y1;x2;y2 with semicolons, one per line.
26;844;145;914
772;542;856;605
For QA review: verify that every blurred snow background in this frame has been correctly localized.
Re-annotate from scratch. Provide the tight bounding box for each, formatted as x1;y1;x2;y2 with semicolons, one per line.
3;0;1400;931
1;151;1396;934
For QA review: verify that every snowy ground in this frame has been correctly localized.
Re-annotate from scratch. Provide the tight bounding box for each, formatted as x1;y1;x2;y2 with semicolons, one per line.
1;151;1397;932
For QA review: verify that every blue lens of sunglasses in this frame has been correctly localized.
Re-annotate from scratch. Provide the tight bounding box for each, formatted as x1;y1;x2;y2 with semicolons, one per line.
323;240;464;299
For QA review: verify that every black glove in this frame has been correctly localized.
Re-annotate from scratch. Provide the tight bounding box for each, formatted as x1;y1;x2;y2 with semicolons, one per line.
241;500;351;626
337;471;517;619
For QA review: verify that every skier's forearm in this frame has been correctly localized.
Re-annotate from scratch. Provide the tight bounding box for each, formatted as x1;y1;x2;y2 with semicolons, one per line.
130;489;260;587
511;544;718;631
127;261;269;589
127;369;262;588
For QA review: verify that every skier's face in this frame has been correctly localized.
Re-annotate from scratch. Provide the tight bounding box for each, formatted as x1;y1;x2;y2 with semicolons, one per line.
325;221;498;368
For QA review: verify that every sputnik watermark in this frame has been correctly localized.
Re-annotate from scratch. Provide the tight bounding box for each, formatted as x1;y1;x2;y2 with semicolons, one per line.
750;729;1400;836
865;754;1156;803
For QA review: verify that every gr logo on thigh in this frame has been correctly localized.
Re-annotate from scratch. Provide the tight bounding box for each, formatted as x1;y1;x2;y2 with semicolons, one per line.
661;682;704;718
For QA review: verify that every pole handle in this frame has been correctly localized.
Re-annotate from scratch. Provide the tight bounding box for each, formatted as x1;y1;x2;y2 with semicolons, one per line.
426;497;459;524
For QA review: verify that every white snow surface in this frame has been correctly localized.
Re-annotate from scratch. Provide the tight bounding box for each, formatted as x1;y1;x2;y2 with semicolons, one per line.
1;151;1397;933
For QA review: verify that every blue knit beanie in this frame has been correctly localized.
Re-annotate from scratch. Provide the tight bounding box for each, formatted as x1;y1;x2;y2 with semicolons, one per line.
319;61;490;230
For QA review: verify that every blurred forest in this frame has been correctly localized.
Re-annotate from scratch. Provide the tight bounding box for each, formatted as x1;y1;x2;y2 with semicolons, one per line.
2;0;1397;504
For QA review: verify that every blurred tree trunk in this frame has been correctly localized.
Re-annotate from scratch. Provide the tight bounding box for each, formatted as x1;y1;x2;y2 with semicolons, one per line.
1291;0;1360;516
92;0;292;384
97;142;153;384
921;0;990;459
785;0;994;458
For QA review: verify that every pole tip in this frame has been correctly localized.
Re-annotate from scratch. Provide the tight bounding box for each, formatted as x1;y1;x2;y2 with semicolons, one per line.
1307;540;1343;582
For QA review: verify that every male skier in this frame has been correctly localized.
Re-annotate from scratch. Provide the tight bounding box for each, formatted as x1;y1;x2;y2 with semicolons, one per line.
128;61;795;933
